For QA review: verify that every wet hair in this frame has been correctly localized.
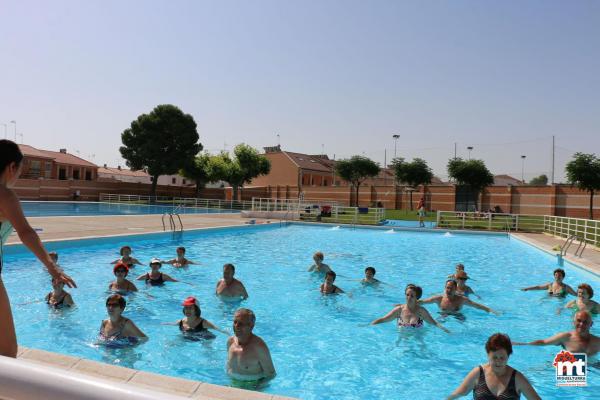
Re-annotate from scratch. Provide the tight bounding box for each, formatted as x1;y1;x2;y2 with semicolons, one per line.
325;270;337;281
183;304;201;317
445;279;458;287
177;246;186;253
235;308;256;324
223;263;235;273
106;294;126;309
365;266;376;275
553;268;566;278
405;284;423;299
485;333;513;356
119;246;132;256
0;139;24;172
313;251;324;261
578;283;594;298
456;263;465;270
49;251;58;261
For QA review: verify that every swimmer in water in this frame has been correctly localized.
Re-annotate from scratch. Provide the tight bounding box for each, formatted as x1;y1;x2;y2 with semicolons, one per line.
371;284;449;333
227;308;275;381
111;246;142;268
361;266;381;285
45;277;74;308
163;247;198;268
564;283;600;314
98;294;146;342
320;271;345;295
108;262;138;293
420;280;499;315
216;264;249;300
455;271;480;299
163;296;227;339
514;310;600;356
136;258;177;286
520;268;576;297
307;251;332;274
448;263;466;279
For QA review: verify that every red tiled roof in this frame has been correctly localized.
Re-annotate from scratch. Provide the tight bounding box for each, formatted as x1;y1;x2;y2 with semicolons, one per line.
283;151;333;173
18;144;54;160
38;149;97;168
98;167;150;177
493;174;523;186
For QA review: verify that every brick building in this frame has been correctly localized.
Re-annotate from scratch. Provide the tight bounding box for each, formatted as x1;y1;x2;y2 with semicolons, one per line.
18;144;98;181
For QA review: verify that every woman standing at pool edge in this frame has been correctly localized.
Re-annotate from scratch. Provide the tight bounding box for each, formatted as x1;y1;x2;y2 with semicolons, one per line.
0;139;76;357
447;333;540;399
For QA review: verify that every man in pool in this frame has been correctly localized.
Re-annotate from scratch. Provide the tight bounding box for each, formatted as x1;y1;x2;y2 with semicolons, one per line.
227;308;275;381
307;251;332;274
216;263;249;300
361;266;380;285
163;246;198;268
420;280;499;315
514;310;600;356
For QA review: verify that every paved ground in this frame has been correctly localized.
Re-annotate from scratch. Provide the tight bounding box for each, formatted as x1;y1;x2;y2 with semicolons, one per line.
512;232;600;275
6;213;255;244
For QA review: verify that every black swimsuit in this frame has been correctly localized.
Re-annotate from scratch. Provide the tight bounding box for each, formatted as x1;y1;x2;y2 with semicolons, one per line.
145;272;164;286
179;318;207;333
473;366;519;400
179;318;216;339
46;292;68;308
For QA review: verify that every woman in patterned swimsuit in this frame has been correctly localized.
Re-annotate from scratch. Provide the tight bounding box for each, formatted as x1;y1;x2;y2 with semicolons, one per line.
0;140;76;357
447;333;541;399
370;284;449;333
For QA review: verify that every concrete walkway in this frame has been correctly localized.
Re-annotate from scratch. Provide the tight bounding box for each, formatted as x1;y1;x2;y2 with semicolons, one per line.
512;232;600;275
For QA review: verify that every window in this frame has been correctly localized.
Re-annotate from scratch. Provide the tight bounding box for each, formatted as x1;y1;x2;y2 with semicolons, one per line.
45;162;52;178
182;179;186;185
85;170;92;180
73;169;80;180
172;177;176;184
59;168;66;180
30;160;41;176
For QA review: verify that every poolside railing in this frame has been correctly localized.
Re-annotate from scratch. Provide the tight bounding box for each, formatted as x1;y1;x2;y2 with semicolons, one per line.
99;193;253;211
543;215;600;246
436;211;545;232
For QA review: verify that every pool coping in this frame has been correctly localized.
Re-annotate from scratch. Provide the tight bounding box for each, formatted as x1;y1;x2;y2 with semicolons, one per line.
16;347;295;400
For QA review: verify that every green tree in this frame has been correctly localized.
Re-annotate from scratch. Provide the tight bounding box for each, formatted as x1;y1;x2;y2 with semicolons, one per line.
120;104;202;197
180;153;223;196
335;156;380;206
565;153;600;219
529;174;548;185
447;158;494;211
392;157;433;210
212;144;271;200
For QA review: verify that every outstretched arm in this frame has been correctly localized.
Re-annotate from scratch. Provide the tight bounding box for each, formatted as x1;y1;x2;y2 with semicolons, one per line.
513;332;570;346
521;283;550;291
419;295;441;305
419;306;449;333
124;320;147;339
0;187;76;288
464;298;498;314
135;273;147;281
204;320;228;335
371;306;400;325
162;274;178;282
515;371;541;400
447;367;479;399
565;284;577;297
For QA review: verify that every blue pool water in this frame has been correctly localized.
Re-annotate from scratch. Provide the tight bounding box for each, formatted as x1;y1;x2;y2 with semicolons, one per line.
3;225;599;399
21;201;239;217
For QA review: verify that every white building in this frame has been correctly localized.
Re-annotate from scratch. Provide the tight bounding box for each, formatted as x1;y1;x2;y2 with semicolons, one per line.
97;165;193;187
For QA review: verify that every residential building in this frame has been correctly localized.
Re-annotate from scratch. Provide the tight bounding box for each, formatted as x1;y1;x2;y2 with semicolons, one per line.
18;144;98;181
97;165;195;187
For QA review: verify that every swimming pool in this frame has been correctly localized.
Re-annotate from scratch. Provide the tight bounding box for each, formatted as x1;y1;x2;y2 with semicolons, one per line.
21;201;239;217
3;225;599;399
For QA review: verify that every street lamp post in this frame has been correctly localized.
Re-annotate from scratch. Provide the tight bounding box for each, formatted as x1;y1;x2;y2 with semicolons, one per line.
467;146;473;160
392;134;400;158
10;121;16;141
1;123;7;139
521;155;526;183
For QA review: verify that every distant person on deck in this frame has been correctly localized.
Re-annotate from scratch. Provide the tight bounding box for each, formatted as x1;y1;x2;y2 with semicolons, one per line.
417;197;426;228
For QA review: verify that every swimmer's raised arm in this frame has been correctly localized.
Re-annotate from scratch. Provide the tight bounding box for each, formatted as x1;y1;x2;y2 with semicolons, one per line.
161;273;178;282
464;298;499;315
204;320;228;335
371;306;400;325
521;283;550;291
135;273;148;281
513;332;570;347
419;295;441;305
565;284;577;296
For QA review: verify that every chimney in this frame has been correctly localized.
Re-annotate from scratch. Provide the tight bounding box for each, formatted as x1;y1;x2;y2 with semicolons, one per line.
103;164;107;168
59;148;67;154
117;165;121;170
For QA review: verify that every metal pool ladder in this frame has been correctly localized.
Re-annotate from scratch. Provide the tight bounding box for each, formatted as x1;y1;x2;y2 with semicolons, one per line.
561;235;586;258
162;205;184;232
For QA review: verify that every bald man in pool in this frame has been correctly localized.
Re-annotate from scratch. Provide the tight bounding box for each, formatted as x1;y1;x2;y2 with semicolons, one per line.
227;308;275;381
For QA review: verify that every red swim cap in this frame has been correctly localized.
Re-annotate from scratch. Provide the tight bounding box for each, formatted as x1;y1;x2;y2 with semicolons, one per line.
182;296;197;306
113;262;129;274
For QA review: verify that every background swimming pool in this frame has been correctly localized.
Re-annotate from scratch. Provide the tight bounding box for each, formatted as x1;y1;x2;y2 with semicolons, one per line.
21;201;239;217
3;225;599;399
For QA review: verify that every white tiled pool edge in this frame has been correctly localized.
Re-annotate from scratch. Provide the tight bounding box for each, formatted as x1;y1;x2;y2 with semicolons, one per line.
16;347;296;400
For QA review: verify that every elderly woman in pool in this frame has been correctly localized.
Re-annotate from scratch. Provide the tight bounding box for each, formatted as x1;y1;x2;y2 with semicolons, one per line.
447;333;540;399
163;296;227;339
99;294;146;343
564;283;600;314
108;262;138;293
371;284;450;333
45;277;75;308
521;268;576;297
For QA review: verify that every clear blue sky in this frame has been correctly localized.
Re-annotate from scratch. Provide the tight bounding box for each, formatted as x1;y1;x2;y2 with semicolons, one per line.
1;0;598;182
